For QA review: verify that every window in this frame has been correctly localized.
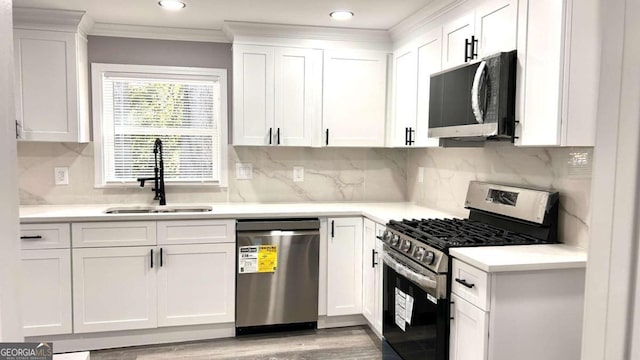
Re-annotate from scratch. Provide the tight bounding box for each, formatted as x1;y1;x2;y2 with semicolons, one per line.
92;63;228;187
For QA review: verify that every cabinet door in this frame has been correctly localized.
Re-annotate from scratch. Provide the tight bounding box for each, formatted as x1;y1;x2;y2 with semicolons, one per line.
327;217;363;316
232;44;275;145
20;249;72;336
323;50;387;147
274;47;321;146
442;13;476;69
374;229;384;333
450;293;489;360
14;29;81;142
157;243;235;327
391;47;418;147
362;219;377;324
72;247;157;333
475;0;518;58
415;28;443;147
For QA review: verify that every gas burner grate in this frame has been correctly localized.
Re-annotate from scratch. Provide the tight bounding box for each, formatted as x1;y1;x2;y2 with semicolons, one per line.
387;218;551;251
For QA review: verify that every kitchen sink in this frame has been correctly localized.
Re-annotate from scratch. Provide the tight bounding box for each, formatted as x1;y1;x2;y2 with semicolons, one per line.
104;205;213;214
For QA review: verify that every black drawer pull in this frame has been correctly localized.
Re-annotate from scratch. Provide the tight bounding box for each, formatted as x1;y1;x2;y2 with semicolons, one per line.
455;278;475;288
20;235;43;240
150;249;154;269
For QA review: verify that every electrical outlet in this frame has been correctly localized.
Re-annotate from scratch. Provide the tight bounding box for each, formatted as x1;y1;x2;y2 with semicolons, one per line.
417;167;424;183
54;167;69;185
235;163;253;180
293;166;304;182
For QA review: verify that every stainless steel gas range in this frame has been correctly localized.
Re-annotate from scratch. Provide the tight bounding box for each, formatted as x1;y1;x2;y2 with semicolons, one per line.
380;181;560;360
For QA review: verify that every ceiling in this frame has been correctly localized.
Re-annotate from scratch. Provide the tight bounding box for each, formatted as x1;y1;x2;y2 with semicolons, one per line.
13;0;434;31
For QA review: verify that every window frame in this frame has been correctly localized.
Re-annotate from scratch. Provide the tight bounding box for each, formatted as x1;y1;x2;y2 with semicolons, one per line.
91;63;228;188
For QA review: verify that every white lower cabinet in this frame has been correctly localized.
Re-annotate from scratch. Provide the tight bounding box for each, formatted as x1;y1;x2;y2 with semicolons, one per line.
72;246;158;333
157;243;235;327
362;219;384;334
449;293;489;360
71;220;236;334
326;217;363;316
20;249;72;336
449;258;585;360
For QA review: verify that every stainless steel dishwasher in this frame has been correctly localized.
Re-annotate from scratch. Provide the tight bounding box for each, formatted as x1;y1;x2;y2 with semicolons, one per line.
235;218;320;334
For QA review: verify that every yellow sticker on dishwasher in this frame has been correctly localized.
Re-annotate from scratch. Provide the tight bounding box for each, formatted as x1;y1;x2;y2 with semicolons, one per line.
257;245;277;273
238;245;277;274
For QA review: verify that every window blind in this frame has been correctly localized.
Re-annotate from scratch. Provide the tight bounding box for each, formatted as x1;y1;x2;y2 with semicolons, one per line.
100;74;220;184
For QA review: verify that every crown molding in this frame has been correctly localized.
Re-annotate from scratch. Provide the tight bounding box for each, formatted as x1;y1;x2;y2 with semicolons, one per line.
89;23;230;43
13;7;86;32
389;0;466;44
222;21;391;48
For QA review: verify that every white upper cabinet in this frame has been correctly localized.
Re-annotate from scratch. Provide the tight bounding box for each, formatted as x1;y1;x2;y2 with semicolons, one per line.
232;45;275;145
442;12;476;70
475;0;518;58
441;0;517;70
274;47;322;146
390;28;442;148
516;0;599;146
322;50;387;147
13;9;89;142
232;44;321;146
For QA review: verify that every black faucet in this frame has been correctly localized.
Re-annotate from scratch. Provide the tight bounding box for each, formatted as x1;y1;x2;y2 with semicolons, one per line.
136;138;166;206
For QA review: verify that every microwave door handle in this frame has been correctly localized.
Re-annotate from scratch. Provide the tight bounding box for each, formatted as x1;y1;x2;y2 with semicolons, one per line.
471;61;487;124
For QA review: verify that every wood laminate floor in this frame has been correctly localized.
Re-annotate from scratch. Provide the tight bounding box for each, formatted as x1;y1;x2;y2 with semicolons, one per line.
90;326;383;360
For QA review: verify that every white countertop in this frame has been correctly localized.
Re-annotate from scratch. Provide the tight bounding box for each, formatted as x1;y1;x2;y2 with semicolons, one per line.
449;244;587;272
19;202;456;225
20;202;587;271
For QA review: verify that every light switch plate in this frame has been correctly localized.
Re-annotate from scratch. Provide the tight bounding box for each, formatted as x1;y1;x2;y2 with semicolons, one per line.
293;166;304;182
417;167;424;183
54;167;69;185
235;163;253;180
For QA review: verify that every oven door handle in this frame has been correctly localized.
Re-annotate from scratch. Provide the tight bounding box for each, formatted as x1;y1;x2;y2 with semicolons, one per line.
382;252;438;290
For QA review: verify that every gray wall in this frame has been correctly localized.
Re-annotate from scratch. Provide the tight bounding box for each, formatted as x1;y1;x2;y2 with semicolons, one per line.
87;36;233;134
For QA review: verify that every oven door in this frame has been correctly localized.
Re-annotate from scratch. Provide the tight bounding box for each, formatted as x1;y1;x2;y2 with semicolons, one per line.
382;251;448;360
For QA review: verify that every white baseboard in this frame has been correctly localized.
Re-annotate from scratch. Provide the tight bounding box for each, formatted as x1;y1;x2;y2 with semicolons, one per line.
317;314;367;329
26;323;235;354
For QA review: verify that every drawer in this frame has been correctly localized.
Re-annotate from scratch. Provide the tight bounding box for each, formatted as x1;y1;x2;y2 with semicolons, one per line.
451;259;490;311
20;223;70;249
157;219;235;245
72;221;156;248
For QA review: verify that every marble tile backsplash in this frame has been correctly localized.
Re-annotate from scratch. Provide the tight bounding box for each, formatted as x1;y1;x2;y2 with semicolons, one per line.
407;143;593;248
17;143;407;205
17;141;592;248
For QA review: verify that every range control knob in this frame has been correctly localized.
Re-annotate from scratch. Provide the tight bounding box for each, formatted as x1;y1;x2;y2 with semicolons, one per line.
424;251;436;265
382;230;392;242
401;239;412;252
391;234;400;246
414;247;426;261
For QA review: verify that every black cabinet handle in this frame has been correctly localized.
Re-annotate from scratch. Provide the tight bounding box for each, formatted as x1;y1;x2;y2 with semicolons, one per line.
408;127;415;145
20;235;42;240
277;128;280;145
471;35;478;59
465;38;471;62
269;128;273;145
15;120;20;139
331;220;335;238
372;249;378;268
150;249;154;269
325;129;329;146
160;247;163;267
455;278;475;288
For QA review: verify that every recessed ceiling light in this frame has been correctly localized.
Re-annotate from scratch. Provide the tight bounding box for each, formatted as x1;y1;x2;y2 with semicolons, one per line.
158;0;186;10
330;10;354;20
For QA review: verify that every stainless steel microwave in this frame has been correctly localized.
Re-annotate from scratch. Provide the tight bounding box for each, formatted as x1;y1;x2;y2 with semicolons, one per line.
428;51;516;140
